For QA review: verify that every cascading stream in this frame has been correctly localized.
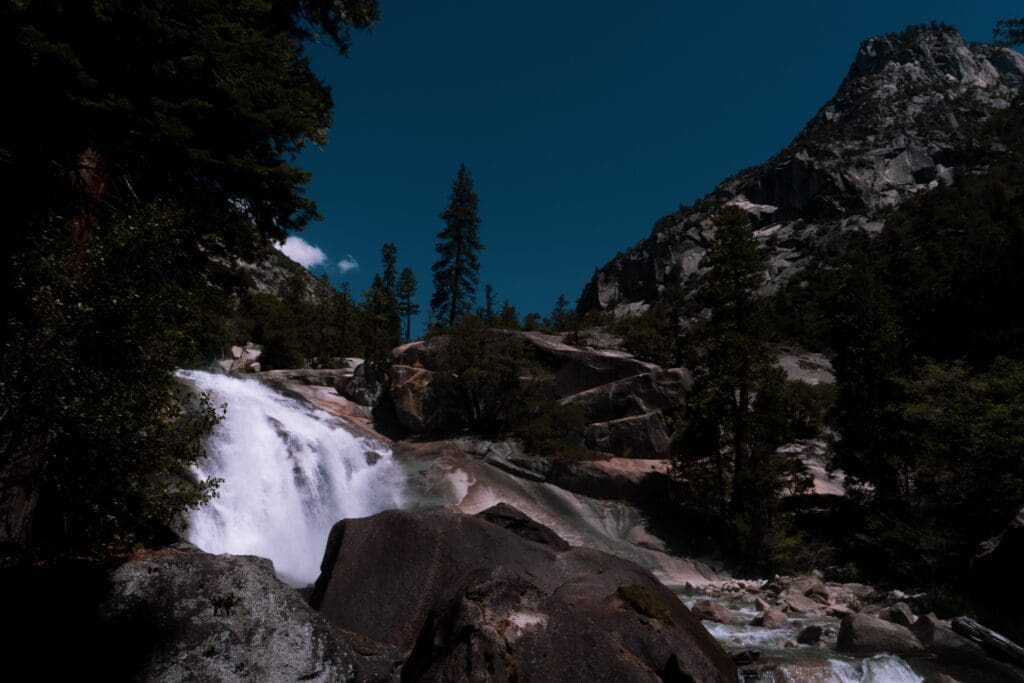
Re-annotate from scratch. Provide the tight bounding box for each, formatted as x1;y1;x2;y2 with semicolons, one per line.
177;370;406;586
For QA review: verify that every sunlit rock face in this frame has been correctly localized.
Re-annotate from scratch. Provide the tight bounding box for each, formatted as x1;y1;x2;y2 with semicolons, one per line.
579;25;1024;315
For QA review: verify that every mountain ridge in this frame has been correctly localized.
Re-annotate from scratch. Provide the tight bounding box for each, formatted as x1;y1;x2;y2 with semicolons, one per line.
578;25;1024;315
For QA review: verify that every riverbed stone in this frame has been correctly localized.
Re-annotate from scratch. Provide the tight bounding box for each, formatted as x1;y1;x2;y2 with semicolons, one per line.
797;625;824;645
752;609;789;629
692;599;734;624
836;613;925;654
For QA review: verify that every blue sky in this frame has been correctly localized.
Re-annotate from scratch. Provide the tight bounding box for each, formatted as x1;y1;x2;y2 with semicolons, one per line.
282;0;1019;332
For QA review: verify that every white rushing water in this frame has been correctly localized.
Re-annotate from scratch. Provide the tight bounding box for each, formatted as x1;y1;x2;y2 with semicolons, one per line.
177;370;407;586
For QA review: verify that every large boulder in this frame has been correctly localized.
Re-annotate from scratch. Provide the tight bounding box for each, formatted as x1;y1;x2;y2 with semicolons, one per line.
971;505;1024;646
911;615;986;663
99;543;394;681
310;506;736;682
837;613;925;655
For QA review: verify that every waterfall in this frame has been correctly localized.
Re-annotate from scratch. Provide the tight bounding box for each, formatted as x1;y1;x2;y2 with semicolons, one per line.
177;370;406;586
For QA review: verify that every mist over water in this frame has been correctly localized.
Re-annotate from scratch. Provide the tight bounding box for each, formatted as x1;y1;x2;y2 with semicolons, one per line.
177;370;406;586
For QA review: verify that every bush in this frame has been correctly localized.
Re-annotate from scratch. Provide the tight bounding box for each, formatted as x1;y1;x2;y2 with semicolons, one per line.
1;203;222;556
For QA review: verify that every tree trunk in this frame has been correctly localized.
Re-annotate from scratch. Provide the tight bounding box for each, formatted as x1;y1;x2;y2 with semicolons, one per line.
952;617;1024;667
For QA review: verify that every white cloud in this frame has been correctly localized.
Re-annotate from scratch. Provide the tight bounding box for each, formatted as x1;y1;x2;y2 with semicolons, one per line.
275;236;327;269
337;255;360;274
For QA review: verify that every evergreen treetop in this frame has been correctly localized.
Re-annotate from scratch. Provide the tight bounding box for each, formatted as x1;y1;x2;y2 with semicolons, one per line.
431;164;483;327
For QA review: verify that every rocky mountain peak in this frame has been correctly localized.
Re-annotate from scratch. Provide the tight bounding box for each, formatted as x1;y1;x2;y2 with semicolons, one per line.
578;26;1024;315
804;25;1024;140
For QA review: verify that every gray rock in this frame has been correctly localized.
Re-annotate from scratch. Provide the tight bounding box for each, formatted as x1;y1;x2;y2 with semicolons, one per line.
797;625;824;645
99;543;384;682
752;610;789;629
691;599;734;624
836;613;925;654
911;614;986;663
885;601;918;627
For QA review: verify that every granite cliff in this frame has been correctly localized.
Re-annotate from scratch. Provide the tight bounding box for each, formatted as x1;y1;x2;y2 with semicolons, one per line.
579;25;1024;314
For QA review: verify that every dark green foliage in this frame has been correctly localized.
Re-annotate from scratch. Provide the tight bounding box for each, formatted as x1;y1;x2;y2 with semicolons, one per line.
616;585;672;624
773;95;1024;590
1;204;221;554
429;317;530;433
853;359;1024;585
481;284;497;325
497;300;520;329
1;0;378;253
618;268;689;367
995;18;1024;46
549;294;572;331
397;267;420;342
432;164;483;327
673;207;811;569
516;400;589;459
0;0;378;557
522;312;544;331
378;243;403;350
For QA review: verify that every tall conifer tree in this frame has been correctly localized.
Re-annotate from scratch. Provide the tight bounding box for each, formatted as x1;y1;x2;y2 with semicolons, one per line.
431;164;483;327
397;267;420;342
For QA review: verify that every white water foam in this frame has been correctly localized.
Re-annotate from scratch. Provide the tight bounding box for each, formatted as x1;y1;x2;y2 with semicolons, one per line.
178;370;406;586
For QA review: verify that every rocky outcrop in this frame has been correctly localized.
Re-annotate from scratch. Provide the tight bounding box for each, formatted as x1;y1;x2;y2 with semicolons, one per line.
390;331;684;459
388;364;434;430
310;506;736;682
586;411;672;458
99;543;393;681
579;26;1024;315
559;368;690;423
971;505;1024;647
393;330;659;399
213;341;263;374
508;456;674;505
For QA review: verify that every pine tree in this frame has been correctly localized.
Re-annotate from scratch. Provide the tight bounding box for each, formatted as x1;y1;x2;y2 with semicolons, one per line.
498;300;520;329
674;206;803;566
550;294;571;331
363;274;389;364
483;284;497;325
380;243;401;348
995;17;1024;45
432;164;483;327
397;267;420;342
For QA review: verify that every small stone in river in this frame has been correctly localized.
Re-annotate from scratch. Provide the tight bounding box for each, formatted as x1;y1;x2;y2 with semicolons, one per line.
797;625;823;644
754;597;771;612
751;609;788;629
691;599;733;624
